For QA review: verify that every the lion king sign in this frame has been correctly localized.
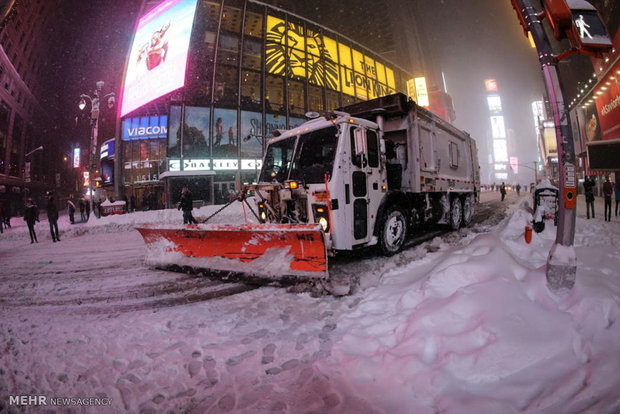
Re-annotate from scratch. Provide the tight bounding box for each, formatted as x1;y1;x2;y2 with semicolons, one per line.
265;15;395;101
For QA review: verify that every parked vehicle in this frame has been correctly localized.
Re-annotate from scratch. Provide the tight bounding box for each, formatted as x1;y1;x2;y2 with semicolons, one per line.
137;93;480;287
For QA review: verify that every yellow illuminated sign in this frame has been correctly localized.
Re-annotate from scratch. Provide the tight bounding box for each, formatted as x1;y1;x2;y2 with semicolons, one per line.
265;15;395;100
414;76;429;107
406;78;416;101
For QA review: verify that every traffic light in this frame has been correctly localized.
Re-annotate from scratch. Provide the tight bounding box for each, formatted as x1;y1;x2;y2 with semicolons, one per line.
543;0;612;54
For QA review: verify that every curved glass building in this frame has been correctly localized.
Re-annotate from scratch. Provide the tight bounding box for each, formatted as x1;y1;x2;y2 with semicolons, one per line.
120;0;411;207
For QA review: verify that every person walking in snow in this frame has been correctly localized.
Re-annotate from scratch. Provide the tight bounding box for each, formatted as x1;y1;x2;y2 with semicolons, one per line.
46;191;60;242
24;197;39;243
500;182;507;201
85;199;91;221
178;185;197;224
79;198;86;222
615;179;620;217
603;175;613;222
67;199;76;224
583;175;595;219
516;184;521;196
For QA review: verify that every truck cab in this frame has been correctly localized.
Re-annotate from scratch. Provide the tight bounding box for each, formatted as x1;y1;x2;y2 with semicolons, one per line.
253;113;388;254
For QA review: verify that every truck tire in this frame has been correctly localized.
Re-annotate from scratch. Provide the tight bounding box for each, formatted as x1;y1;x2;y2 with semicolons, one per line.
450;197;462;230
379;205;408;256
462;194;474;227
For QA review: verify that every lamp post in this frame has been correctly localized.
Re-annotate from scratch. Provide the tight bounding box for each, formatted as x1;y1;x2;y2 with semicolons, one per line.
79;81;115;219
23;145;43;209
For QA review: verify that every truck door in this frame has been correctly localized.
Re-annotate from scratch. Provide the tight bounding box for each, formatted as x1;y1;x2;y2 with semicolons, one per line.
349;126;383;245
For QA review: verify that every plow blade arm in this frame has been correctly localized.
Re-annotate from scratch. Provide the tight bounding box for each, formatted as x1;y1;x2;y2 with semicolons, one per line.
136;223;328;280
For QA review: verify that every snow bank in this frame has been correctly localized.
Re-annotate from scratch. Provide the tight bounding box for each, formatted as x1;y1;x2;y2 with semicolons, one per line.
318;202;620;413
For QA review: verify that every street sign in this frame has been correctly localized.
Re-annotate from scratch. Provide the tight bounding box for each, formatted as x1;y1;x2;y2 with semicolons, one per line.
571;10;613;49
564;163;576;209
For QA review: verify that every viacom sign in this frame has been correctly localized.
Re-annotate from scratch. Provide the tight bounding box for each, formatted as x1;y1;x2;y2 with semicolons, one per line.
169;159;263;171
122;115;168;141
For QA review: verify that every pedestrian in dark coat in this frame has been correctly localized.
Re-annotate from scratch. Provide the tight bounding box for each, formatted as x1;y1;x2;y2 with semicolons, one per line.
79;198;86;221
500;182;507;201
178;185;197;224
24;198;39;243
603;176;613;222
67;200;76;224
3;203;11;229
583;175;595;219
85;199;91;221
615;180;620;217
0;203;4;234
46;192;60;242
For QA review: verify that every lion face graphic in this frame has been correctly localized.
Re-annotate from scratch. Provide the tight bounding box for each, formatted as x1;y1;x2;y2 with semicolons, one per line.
266;19;338;90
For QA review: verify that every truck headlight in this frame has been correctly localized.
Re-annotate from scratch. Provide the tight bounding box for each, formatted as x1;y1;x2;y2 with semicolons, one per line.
258;202;267;222
318;217;328;232
312;204;330;232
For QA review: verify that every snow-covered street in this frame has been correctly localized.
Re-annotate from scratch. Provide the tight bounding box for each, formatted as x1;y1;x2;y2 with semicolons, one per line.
1;193;619;413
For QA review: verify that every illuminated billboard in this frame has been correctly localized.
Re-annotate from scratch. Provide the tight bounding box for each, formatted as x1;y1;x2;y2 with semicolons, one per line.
414;77;430;107
122;115;169;140
487;95;502;113
490;115;506;138
493;139;508;162
543;122;557;155
265;15;395;101
120;0;198;117
73;148;80;168
484;78;498;92
510;156;519;173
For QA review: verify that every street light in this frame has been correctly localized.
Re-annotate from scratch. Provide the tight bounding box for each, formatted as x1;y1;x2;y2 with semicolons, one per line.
25;145;43;158
23;145;44;208
79;81;115;219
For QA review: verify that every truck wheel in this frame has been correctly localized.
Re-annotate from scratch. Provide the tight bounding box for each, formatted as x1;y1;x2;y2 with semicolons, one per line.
379;205;408;256
450;197;462;230
462;194;474;227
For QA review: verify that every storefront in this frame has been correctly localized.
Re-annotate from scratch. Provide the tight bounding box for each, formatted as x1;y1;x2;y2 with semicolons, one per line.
570;30;620;192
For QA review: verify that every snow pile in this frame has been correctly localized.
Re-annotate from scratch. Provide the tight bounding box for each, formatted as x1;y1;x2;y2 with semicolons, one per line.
320;204;620;413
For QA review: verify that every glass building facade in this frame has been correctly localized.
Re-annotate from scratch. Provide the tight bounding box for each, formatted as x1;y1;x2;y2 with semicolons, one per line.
121;0;411;207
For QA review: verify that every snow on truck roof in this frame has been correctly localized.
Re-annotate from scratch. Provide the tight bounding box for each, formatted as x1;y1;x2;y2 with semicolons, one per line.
267;114;378;145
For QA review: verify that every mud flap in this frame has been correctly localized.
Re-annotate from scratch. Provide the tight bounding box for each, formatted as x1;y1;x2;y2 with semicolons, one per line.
136;223;328;280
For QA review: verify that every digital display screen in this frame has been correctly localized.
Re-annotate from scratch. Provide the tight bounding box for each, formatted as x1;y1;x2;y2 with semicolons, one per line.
491;115;506;138
73;148;80;168
120;0;198;117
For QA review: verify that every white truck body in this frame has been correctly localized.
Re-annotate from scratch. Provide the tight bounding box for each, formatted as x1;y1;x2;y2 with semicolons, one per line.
252;93;480;256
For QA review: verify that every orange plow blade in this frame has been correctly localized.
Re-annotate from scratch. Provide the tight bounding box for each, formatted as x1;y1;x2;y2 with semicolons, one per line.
136;223;328;280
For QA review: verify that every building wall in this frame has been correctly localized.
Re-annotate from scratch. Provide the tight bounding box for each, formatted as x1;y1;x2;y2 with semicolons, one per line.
0;1;59;215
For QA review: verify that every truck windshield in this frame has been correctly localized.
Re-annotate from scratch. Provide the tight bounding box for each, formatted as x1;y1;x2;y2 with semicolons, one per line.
260;126;339;184
290;126;339;183
259;138;296;182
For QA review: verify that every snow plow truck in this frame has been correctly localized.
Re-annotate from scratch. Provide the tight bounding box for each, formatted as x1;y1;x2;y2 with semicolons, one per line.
137;93;480;289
